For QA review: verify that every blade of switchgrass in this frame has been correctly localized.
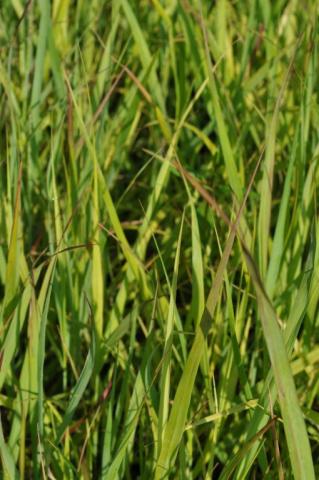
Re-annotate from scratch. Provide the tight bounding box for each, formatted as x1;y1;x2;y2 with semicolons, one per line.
103;374;145;480
219;417;278;480
77;49;105;346
100;304;138;478
179;176;205;330
120;0;165;112
197;5;254;254
145;215;187;363
265;124;299;298
37;259;57;439
235;229;316;477
152;0;187;122
185;399;258;431
20;256;57;478
0;60;20;116
49;133;71;393
95;1;121;100
30;0;50;134
0;415;18;480
181;170;215;414
198;3;242;200
157;211;185;454
56;313;96;442
243;246;315;479
0;282;32;392
1;162;22;322
257;40;299;279
4;267;48;473
103;333;156;480
92;157;104;340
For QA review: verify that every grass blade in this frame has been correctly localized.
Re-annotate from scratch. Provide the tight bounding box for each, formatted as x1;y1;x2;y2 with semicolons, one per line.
243;247;315;479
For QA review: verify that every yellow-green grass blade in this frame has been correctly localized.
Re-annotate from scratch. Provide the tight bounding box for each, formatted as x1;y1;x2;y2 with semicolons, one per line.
189;197;205;329
257;43;298;279
92;162;105;340
149;219;187;361
0;415;18;480
0;61;20;116
200;19;243;201
98;172;150;300
183;122;217;157
8;347;31;467
2;163;22;322
104;374;144;480
289;158;317;283
185;399;258;431
243;247;315;479
95;2;121;100
157;211;185;453
103;344;150;480
0;283;31;391
180;167;216;414
37;259;57;438
120;0;165;112
56;323;96;442
47;26;65;101
235;229;316;477
52;0;72;54
30;0;50;132
265;124;298;299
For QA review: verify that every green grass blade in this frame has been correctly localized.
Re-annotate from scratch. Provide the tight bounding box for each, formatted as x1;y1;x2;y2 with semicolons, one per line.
2;163;22;321
120;0;165;112
243;247;315;479
56;324;96;442
235;229;316;477
157;211;185;452
0;416;19;480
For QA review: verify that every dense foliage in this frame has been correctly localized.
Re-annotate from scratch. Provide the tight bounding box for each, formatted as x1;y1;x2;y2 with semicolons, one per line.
0;1;318;478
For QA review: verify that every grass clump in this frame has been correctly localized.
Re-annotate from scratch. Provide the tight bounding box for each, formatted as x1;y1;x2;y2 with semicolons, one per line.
0;1;318;478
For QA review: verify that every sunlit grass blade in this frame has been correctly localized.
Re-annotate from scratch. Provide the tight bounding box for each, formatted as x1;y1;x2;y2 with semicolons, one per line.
243;246;315;479
157;211;185;453
265;124;298;298
257;43;298;278
120;0;165;111
199;11;242;200
235;228;316;477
